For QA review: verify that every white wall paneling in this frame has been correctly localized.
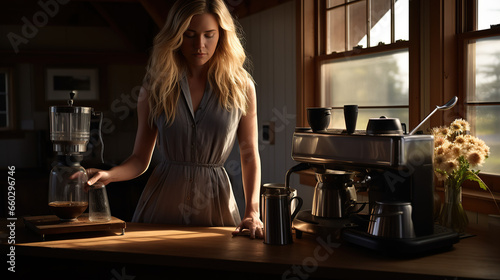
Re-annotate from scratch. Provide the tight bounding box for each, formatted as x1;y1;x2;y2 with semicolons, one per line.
228;2;314;213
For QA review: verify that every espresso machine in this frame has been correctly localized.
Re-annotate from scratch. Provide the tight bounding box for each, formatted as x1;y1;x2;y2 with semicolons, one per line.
288;117;459;255
48;92;102;221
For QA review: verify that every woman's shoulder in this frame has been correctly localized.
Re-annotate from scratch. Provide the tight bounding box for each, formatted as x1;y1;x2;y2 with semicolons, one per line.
244;75;256;98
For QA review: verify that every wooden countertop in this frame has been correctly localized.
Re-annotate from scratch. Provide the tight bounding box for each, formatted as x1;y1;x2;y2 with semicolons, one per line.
3;219;500;279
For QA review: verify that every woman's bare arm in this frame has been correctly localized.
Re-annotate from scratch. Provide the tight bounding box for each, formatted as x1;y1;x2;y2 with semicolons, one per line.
87;86;158;185
232;80;263;238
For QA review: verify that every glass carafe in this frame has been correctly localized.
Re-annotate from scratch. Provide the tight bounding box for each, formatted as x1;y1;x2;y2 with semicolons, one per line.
48;156;88;221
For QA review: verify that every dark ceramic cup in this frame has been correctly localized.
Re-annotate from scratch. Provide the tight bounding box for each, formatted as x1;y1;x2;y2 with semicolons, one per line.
344;105;358;134
307;108;331;132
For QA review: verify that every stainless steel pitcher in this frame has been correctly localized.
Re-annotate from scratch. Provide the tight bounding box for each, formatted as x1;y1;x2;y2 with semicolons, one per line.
368;201;416;239
312;170;357;218
262;187;303;245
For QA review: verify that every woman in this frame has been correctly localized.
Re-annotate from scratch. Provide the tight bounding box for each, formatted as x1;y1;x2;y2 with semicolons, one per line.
87;0;263;238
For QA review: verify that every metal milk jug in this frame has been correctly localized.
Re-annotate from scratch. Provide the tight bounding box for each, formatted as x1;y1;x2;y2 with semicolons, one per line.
262;187;303;245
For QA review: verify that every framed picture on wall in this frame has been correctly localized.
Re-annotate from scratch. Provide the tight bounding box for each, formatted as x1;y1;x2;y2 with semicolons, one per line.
46;68;99;101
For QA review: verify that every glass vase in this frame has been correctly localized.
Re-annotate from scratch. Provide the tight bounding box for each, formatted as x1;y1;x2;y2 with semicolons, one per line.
438;180;469;233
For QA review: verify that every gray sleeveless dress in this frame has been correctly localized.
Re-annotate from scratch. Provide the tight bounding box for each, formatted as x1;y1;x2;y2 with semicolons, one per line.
131;75;242;226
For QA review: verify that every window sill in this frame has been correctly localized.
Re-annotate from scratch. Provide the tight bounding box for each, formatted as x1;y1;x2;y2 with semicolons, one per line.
436;186;500;216
298;169;317;187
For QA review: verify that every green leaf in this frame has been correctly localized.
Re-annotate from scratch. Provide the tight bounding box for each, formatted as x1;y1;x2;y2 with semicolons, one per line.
464;170;488;191
435;168;447;176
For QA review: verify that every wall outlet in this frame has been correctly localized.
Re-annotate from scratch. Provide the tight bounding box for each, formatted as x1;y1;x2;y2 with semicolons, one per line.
261;121;275;145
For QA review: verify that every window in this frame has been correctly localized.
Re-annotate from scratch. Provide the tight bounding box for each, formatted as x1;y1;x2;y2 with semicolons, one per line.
319;0;411;131
460;0;500;175
298;0;499;213
0;68;14;131
325;0;409;53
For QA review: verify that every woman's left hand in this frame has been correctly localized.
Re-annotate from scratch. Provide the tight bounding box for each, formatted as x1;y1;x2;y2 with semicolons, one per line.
232;213;264;239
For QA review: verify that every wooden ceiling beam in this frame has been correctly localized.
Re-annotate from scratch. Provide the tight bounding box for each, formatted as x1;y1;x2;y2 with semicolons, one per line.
139;0;171;28
90;2;137;51
76;0;293;29
71;0;139;2
230;0;294;19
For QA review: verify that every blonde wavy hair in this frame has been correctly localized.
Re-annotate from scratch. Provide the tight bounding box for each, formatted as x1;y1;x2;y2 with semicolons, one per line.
145;0;253;125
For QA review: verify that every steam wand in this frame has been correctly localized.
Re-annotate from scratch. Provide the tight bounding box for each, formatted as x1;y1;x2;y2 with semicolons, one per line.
285;163;310;193
409;96;458;135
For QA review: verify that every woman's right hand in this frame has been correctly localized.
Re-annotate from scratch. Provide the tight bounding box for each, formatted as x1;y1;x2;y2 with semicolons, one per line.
84;86;156;188
86;168;112;186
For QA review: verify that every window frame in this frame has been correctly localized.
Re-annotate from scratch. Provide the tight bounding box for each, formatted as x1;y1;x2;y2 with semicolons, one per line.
317;0;417;122
296;0;420;129
0;67;16;131
457;0;500;199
